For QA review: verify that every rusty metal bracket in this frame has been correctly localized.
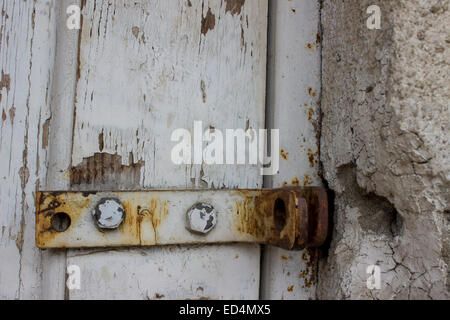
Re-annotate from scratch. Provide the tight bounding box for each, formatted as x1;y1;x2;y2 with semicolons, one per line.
35;187;329;250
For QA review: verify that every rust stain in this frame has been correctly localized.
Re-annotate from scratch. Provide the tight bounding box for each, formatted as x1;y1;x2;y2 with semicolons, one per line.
307;108;314;121
287;285;294;292
298;248;318;288
70;153;144;188
123;197;168;245
233;190;297;250
36;188;329;250
281;255;288;260
225;0;245;16
307;149;317;168
291;177;300;186
201;7;216;35
36;191;171;248
187;0;192;7
280;149;288;160
150;198;169;231
308;87;316;97
2;109;6;121
303;174;313;186
35;192;91;248
119;200;140;242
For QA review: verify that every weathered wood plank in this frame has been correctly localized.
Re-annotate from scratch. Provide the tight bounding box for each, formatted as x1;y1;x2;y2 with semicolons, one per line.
66;0;267;299
262;0;322;299
71;0;266;190
0;0;56;299
68;244;260;300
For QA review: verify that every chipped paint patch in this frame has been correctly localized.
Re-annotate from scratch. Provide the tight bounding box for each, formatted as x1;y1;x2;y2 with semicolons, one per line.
201;7;216;35
225;0;246;16
70;153;144;189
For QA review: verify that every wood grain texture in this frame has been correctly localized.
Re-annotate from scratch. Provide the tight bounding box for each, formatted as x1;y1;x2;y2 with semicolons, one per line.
66;0;267;299
72;0;267;190
0;0;56;299
261;0;322;299
0;0;322;300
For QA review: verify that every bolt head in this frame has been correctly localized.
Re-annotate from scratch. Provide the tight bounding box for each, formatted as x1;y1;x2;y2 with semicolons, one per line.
186;203;217;234
93;198;125;229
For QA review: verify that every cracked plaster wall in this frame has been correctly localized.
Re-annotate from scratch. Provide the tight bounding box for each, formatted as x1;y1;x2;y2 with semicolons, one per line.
317;0;449;299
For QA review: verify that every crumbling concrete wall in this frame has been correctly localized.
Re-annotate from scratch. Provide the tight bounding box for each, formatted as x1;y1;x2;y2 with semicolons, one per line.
318;0;449;299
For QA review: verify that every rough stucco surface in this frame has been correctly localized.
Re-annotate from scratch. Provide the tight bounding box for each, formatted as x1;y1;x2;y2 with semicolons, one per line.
318;0;449;299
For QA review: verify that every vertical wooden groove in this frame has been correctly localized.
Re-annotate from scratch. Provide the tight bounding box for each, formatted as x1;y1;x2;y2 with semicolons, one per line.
261;0;322;300
40;0;81;300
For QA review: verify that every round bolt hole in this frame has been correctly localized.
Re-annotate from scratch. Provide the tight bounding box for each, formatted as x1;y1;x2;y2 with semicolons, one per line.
51;212;71;232
273;198;287;231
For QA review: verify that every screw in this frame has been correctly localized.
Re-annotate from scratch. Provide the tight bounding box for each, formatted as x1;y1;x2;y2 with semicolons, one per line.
186;202;217;234
93;198;125;229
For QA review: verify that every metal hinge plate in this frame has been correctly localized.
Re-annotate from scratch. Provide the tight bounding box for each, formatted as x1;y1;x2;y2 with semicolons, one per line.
35;187;329;250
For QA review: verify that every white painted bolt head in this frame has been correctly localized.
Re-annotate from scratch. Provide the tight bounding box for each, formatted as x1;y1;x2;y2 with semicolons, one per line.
93;198;125;229
186;203;217;234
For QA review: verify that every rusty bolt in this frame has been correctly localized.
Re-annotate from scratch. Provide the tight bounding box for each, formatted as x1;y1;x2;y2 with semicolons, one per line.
186;202;217;234
93;198;125;229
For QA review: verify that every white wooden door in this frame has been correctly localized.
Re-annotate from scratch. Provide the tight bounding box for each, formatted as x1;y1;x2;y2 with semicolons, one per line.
0;0;321;300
